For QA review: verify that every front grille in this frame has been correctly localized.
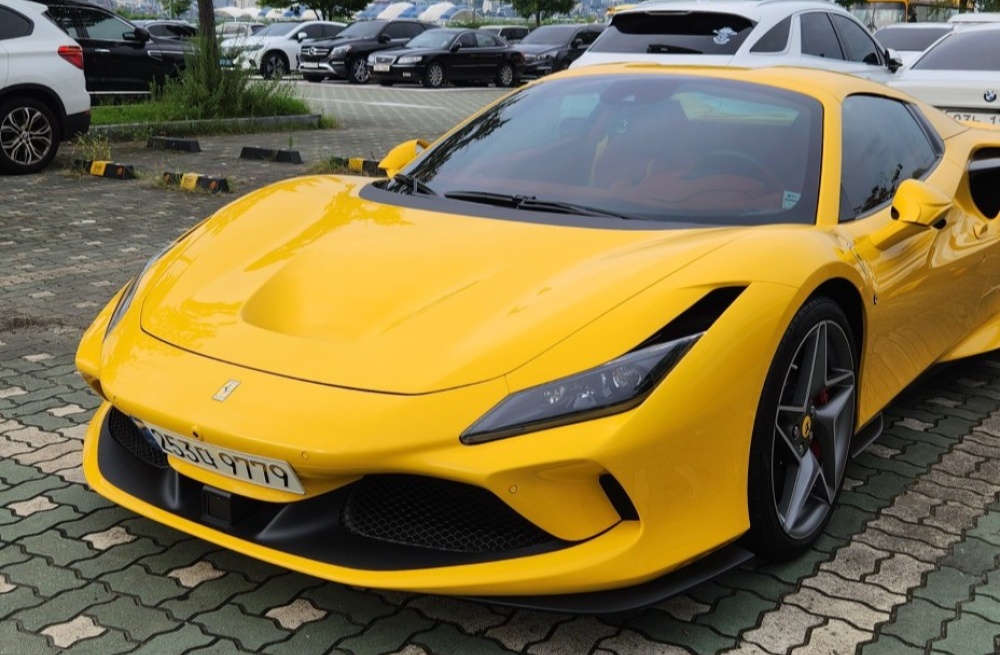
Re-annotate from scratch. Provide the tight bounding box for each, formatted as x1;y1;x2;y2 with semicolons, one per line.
373;54;394;64
107;407;168;469
342;475;556;553
302;46;329;59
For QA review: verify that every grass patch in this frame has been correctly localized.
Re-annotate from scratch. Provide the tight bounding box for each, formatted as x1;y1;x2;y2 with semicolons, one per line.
309;156;359;175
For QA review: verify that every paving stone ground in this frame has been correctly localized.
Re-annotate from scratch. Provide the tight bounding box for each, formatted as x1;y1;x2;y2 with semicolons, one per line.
2;83;999;654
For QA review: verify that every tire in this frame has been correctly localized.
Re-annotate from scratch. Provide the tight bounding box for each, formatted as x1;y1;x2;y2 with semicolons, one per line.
495;62;516;87
347;57;370;84
422;61;445;88
302;73;326;83
0;97;58;175
260;51;288;79
745;297;857;560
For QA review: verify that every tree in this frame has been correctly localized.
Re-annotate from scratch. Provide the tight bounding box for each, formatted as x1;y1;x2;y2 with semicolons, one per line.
196;0;218;86
511;0;575;26
264;0;368;21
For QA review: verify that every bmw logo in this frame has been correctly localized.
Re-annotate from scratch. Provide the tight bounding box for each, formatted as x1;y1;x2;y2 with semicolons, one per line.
986;90;998;103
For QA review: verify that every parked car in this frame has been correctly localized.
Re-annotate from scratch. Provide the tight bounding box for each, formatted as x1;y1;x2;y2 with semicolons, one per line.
220;20;346;79
887;23;1000;126
133;19;196;40
77;63;1000;606
572;0;901;82
38;0;191;96
215;21;265;40
0;0;90;174
947;11;1000;24
873;23;954;67
479;24;530;44
512;23;604;78
367;28;523;88
300;19;437;84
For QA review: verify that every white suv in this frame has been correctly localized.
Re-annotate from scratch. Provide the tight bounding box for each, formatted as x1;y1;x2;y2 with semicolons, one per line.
572;0;900;82
0;0;90;174
220;20;346;79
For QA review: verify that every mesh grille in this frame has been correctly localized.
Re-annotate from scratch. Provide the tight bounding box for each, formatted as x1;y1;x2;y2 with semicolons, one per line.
107;408;169;470
342;475;555;553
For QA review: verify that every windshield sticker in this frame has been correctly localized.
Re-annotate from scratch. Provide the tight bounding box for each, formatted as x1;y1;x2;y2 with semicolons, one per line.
713;27;737;45
783;191;801;210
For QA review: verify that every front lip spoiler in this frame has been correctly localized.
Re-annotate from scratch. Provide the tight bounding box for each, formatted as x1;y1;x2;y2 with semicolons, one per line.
466;543;753;614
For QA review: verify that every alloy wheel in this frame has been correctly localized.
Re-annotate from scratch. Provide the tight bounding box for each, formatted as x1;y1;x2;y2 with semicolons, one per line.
350;58;370;84
0;105;54;170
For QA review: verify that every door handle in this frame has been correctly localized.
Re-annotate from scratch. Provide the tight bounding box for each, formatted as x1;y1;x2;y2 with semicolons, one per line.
95;48;110;54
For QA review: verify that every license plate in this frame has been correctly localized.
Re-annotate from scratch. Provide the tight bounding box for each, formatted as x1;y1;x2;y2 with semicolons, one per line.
374;63;390;72
945;111;1000;125
219;59;233;67
300;61;318;68
145;422;305;495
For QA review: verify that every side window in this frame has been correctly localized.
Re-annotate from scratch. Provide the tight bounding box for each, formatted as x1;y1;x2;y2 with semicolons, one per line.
800;12;844;60
46;7;82;38
476;33;501;47
383;23;407;39
0;8;33;39
79;9;133;41
750;16;790;53
830;14;882;65
459;32;477;48
301;25;325;39
577;30;599;46
840;95;941;220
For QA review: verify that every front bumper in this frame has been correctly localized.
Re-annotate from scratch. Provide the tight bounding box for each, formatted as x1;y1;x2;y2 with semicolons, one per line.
299;59;346;78
369;63;426;85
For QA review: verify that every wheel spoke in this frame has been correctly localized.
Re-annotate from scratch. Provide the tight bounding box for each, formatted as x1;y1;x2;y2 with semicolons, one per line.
778;450;821;529
812;382;855;502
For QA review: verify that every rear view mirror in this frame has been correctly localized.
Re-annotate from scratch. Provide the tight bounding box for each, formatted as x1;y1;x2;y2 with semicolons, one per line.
378;33;391;43
886;48;903;72
379;139;431;178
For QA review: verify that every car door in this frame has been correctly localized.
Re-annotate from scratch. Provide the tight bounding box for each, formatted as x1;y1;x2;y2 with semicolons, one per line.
472;32;506;79
834;94;988;417
75;6;157;93
449;32;479;81
565;27;600;68
382;22;418;49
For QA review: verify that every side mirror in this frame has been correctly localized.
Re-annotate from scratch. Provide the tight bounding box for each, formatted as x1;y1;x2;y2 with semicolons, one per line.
450;42;461;52
129;26;152;42
571;37;583;48
378;33;391;43
379;139;431;179
886;48;903;72
868;179;952;251
297;32;308;41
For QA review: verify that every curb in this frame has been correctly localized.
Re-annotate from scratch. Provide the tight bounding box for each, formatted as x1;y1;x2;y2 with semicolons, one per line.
90;114;324;141
330;157;383;176
73;159;137;180
162;172;231;193
239;146;303;164
148;137;202;152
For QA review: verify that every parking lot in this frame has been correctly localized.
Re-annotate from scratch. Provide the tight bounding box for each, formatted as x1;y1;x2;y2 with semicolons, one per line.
2;82;1000;655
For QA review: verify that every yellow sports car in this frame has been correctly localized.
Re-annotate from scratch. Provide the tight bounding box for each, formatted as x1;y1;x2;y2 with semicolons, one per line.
77;64;1000;609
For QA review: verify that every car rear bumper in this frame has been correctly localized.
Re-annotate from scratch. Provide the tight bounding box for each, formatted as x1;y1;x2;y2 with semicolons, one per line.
64;109;91;140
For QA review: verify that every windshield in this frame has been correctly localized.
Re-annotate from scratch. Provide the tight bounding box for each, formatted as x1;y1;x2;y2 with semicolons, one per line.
912;29;1000;70
398;75;822;226
591;12;755;55
255;23;300;37
406;29;458;48
338;21;387;39
520;25;577;45
849;2;906;30
874;25;952;50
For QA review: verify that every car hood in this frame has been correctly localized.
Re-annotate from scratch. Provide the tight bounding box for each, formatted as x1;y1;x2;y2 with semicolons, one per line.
140;176;744;394
220;35;282;49
515;44;563;54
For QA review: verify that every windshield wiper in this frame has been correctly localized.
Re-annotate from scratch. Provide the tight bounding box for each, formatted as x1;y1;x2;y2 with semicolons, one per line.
444;190;633;220
390;173;437;196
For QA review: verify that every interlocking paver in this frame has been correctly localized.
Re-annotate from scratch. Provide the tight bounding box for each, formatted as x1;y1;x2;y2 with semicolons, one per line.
11;583;114;632
85;595;177;642
192;602;290;651
336;608;436;654
932;612;1000;655
231;573;324;615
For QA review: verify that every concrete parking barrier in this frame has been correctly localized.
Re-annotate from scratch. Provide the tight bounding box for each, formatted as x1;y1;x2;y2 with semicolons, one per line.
162;172;231;193
329;156;383;176
147;136;202;152
239;146;303;164
73;159;137;180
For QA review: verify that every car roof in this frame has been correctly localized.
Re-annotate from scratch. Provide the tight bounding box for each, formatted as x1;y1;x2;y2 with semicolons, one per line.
617;0;848;19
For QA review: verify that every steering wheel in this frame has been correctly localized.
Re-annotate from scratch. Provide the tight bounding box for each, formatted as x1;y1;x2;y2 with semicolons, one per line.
687;149;783;191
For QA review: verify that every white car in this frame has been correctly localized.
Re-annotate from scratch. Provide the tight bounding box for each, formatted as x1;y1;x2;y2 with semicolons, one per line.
571;0;901;82
873;22;954;67
220;20;345;78
0;0;90;174
887;24;1000;127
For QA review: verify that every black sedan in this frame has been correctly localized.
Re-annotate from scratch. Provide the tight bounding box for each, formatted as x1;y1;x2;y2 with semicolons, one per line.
367;28;523;88
513;23;604;78
39;0;190;96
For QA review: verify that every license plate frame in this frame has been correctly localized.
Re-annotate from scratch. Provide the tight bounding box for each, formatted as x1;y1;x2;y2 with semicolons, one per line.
374;63;391;72
145;422;305;495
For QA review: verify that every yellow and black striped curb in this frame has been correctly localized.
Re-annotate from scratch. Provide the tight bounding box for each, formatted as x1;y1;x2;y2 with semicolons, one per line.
161;172;231;194
73;159;137;180
330;157;383;176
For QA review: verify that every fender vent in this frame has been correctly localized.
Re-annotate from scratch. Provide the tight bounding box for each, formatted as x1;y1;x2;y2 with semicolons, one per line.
107;407;169;470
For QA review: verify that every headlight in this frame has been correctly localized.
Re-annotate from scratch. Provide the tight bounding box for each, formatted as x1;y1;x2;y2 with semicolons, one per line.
523;53;536;62
244;44;264;52
396;55;423;64
367;54;376;64
330;45;351;57
461;334;702;444
104;244;172;339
